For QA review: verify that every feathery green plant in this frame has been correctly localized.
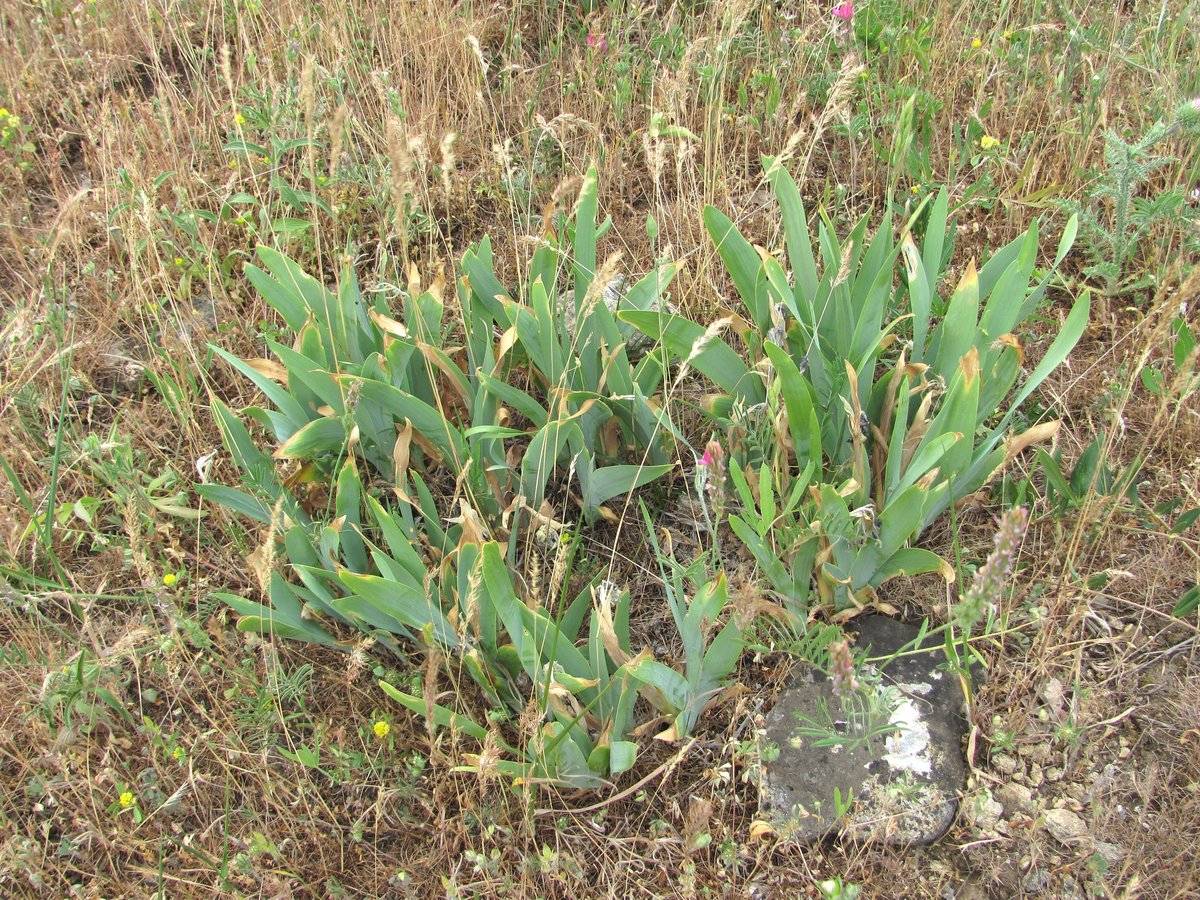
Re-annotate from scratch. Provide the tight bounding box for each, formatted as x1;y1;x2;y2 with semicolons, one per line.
1058;98;1200;296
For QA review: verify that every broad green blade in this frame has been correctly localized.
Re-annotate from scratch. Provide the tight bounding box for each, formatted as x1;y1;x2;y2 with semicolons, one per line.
582;463;674;511
763;158;818;306
703;205;771;332
620;310;763;404
626;657;690;712
379;682;490;742
274;416;346;460
340;571;458;649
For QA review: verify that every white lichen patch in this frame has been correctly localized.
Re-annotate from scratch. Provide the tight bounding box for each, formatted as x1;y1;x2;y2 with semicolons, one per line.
881;691;932;776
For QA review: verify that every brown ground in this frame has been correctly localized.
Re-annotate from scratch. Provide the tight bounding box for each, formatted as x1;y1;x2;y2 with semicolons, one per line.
0;1;1198;897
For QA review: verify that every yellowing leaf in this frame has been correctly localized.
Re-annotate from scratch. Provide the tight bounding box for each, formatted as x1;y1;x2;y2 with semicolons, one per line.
595;504;621;523
428;267;446;305
599;416;621;456
245;357;289;382
900;232;921;282
393;419;413;484
449;499;488;547
748;820;776;841
939;557;956;583
594;584;630;666
960;346;980;386
1003;419;1060;468
654;722;681;742
415;340;470;406
494;326;519;372
368;308;409;338
992;332;1025;365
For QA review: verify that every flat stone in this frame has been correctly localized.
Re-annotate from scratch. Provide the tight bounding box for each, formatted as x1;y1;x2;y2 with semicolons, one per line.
558;275;672;359
1021;742;1053;765
964;791;1004;833
1041;807;1090;847
1022;868;1051;893
758;615;972;845
1095;841;1126;864
995;782;1036;818
991;753;1018;776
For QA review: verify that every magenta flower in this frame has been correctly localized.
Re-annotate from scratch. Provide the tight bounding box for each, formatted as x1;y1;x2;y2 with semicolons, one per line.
955;506;1029;628
696;440;727;514
828;639;859;700
832;2;853;20
585;32;607;52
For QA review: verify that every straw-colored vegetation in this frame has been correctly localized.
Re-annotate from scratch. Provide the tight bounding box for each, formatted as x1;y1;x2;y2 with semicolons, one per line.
1;0;1198;896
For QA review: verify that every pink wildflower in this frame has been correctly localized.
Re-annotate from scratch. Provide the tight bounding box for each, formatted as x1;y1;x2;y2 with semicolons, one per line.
697;440;727;513
832;2;854;20
955;506;1029;628
828;639;859;700
585;32;607;52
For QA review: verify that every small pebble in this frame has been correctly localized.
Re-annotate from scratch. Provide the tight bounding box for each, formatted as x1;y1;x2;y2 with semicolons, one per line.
991;753;1018;775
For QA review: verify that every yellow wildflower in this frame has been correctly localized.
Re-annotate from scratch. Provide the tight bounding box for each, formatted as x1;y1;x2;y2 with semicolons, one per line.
980;135;999;151
235;113;245;125
373;720;390;739
118;791;135;809
971;38;982;49
163;572;177;586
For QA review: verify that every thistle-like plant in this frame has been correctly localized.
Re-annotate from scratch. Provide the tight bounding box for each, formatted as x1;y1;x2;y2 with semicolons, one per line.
1057;97;1200;296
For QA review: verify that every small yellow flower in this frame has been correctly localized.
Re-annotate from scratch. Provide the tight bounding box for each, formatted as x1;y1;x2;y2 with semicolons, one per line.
980;134;999;151
373;720;390;739
162;572;177;587
910;184;921;194
118;791;135;809
1003;30;1012;40
971;38;982;49
228;159;238;169
171;746;186;761
259;155;270;164
172;257;184;267
235;113;245;125
0;108;9;118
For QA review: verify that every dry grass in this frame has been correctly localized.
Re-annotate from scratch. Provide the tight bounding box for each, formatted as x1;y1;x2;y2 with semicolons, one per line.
1;0;1198;896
